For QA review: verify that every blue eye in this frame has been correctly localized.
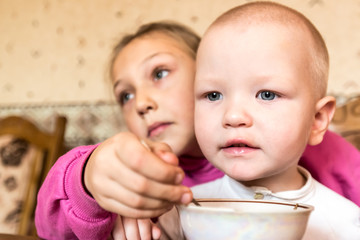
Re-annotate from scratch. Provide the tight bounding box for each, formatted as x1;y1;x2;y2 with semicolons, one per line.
120;92;134;105
206;92;223;101
154;69;169;81
258;91;276;100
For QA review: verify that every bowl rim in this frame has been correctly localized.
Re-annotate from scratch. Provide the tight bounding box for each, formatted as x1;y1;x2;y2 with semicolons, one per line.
179;198;314;214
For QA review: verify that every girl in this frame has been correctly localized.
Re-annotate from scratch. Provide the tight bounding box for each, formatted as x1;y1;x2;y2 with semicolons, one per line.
35;21;360;240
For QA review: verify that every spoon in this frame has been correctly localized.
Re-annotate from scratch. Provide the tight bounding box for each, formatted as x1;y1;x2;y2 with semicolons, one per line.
191;198;201;206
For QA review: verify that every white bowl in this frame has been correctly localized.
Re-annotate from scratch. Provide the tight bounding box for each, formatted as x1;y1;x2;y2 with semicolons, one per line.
177;199;313;240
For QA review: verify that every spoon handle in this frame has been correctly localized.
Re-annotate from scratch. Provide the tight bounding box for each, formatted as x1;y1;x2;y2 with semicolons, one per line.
191;198;201;206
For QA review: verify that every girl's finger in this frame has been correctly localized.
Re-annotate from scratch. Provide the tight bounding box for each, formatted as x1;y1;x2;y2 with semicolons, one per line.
111;215;126;240
137;218;153;240
117;136;184;184
122;217;141;240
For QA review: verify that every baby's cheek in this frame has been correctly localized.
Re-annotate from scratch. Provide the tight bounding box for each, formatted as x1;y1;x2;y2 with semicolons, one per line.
196;138;211;156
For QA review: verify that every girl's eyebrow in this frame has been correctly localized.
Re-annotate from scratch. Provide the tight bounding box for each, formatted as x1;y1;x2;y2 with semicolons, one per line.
142;51;175;65
113;51;176;90
113;79;122;90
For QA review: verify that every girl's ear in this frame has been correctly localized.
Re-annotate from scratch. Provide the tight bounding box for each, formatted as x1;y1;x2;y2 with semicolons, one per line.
308;96;336;146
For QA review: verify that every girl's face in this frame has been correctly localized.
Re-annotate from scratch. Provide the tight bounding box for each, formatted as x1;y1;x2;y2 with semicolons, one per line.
112;32;202;157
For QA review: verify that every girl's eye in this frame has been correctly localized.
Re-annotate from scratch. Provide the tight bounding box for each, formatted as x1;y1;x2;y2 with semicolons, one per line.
120;92;134;105
206;92;223;101
154;69;169;81
258;91;276;101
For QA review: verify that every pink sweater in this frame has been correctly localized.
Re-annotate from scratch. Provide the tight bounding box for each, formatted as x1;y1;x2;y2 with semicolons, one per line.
35;131;360;239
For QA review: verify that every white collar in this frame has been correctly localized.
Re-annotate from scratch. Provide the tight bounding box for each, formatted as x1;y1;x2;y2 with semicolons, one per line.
224;166;315;201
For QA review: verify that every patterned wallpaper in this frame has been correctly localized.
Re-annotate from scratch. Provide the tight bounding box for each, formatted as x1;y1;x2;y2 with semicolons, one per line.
0;0;359;105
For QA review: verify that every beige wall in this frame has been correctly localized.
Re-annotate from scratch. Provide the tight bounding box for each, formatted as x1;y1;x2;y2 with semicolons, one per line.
1;0;359;105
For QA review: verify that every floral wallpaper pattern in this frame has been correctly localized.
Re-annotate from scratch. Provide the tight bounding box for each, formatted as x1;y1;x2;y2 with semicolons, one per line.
0;0;359;107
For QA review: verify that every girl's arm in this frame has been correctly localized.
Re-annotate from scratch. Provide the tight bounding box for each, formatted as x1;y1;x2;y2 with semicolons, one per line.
35;144;116;240
36;132;192;239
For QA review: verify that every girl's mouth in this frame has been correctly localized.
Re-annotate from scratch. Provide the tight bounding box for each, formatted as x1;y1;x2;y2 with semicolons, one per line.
148;122;172;138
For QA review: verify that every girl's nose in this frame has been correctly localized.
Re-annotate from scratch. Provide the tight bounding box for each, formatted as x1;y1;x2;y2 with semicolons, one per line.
135;91;157;116
222;105;253;128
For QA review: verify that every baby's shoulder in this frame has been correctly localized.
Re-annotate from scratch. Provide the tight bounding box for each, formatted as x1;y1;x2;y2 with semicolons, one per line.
298;179;360;239
308;180;360;236
312;179;358;210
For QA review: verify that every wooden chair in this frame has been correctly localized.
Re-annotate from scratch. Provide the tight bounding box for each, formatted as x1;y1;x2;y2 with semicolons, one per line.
330;96;360;150
0;115;66;236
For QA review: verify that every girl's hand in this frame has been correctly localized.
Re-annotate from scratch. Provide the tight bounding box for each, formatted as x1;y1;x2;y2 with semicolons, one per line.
111;215;161;240
84;132;192;218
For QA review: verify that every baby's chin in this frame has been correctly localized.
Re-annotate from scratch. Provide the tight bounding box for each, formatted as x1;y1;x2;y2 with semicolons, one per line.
220;164;264;182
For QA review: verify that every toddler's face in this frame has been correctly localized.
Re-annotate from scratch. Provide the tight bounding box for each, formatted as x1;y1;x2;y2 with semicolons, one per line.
195;23;317;187
112;33;201;156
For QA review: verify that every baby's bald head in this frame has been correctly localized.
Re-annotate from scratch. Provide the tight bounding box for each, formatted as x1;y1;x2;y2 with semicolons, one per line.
203;1;329;99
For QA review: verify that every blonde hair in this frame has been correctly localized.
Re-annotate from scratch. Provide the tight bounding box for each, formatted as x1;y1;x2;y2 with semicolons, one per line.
108;21;200;81
209;1;329;99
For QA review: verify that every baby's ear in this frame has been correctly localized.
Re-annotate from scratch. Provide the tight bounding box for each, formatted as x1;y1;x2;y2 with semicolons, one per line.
308;96;336;146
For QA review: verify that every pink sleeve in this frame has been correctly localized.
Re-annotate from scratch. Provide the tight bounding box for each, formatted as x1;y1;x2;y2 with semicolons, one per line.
300;130;360;206
35;145;117;240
